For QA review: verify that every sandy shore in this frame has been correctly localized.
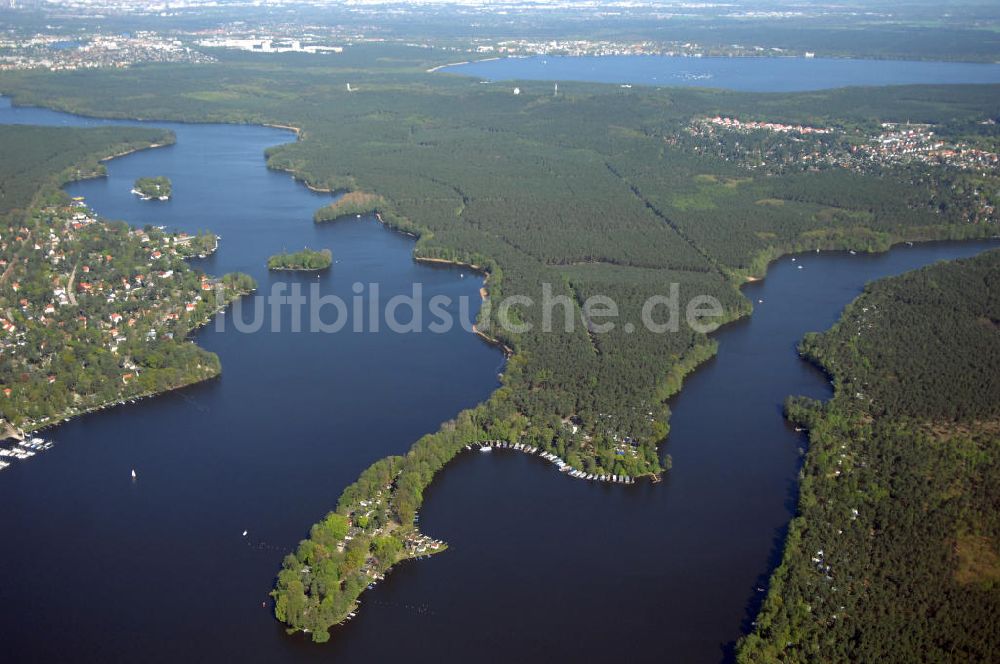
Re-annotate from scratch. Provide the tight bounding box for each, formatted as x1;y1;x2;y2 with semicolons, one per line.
263;122;302;136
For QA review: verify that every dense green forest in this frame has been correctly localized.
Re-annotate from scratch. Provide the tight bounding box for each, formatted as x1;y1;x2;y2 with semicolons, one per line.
0;125;172;215
2;52;998;639
314;192;384;222
267;247;332;271
0;125;255;433
739;250;1000;663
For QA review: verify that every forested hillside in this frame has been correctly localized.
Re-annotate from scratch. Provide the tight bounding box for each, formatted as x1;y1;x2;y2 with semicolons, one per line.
739;250;1000;662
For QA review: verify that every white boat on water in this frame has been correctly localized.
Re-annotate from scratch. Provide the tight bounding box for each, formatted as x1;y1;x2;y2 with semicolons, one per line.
479;446;492;452
131;469;137;479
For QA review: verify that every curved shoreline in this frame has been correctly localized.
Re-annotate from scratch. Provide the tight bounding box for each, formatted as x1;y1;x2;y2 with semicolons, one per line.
19;287;252;436
263;122;301;135
8;93;999;648
425;56;501;73
11;136;249;436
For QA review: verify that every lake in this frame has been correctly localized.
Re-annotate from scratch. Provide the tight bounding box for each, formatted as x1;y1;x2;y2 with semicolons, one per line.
0;95;997;662
440;55;1000;91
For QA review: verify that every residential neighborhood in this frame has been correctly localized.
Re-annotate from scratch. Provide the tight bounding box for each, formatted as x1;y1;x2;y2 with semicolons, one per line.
0;193;250;433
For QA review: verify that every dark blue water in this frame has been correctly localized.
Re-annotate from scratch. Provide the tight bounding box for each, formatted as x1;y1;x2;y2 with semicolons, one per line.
442;55;1000;91
0;96;997;662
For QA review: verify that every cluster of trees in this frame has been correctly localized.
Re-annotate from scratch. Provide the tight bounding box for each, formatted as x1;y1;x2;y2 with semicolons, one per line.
272;511;374;642
314;191;385;222
132;176;171;200
173;230;218;258
739;249;1000;662
267;247;332;271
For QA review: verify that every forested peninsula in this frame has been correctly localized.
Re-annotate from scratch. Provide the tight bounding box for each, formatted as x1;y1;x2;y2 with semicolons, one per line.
739;250;1000;662
314;192;384;222
1;48;997;639
0;125;255;435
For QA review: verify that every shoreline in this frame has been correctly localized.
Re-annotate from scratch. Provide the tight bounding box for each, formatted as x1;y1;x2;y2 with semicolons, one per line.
740;230;998;286
17;286;253;437
412;255;483;271
21;373;219;437
99;140;172;162
6;137;247;438
262;122;301;136
425;56;501;73
464;440;653;484
470;324;513;357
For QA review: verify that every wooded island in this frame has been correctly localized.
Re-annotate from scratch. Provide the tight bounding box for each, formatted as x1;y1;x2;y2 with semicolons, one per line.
267;247;332;271
132;175;172;200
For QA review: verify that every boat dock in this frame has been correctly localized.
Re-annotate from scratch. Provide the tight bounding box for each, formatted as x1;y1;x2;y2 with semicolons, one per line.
0;437;55;470
468;440;638;485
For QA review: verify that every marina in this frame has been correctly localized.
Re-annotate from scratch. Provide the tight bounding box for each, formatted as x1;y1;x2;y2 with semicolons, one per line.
0;437;55;468
468;440;637;484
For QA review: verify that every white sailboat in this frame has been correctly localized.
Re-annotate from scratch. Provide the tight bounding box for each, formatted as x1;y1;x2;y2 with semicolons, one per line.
131;469;137;480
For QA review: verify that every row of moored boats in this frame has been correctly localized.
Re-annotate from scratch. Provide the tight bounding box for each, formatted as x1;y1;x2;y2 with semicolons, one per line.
466;440;636;484
0;437;55;471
